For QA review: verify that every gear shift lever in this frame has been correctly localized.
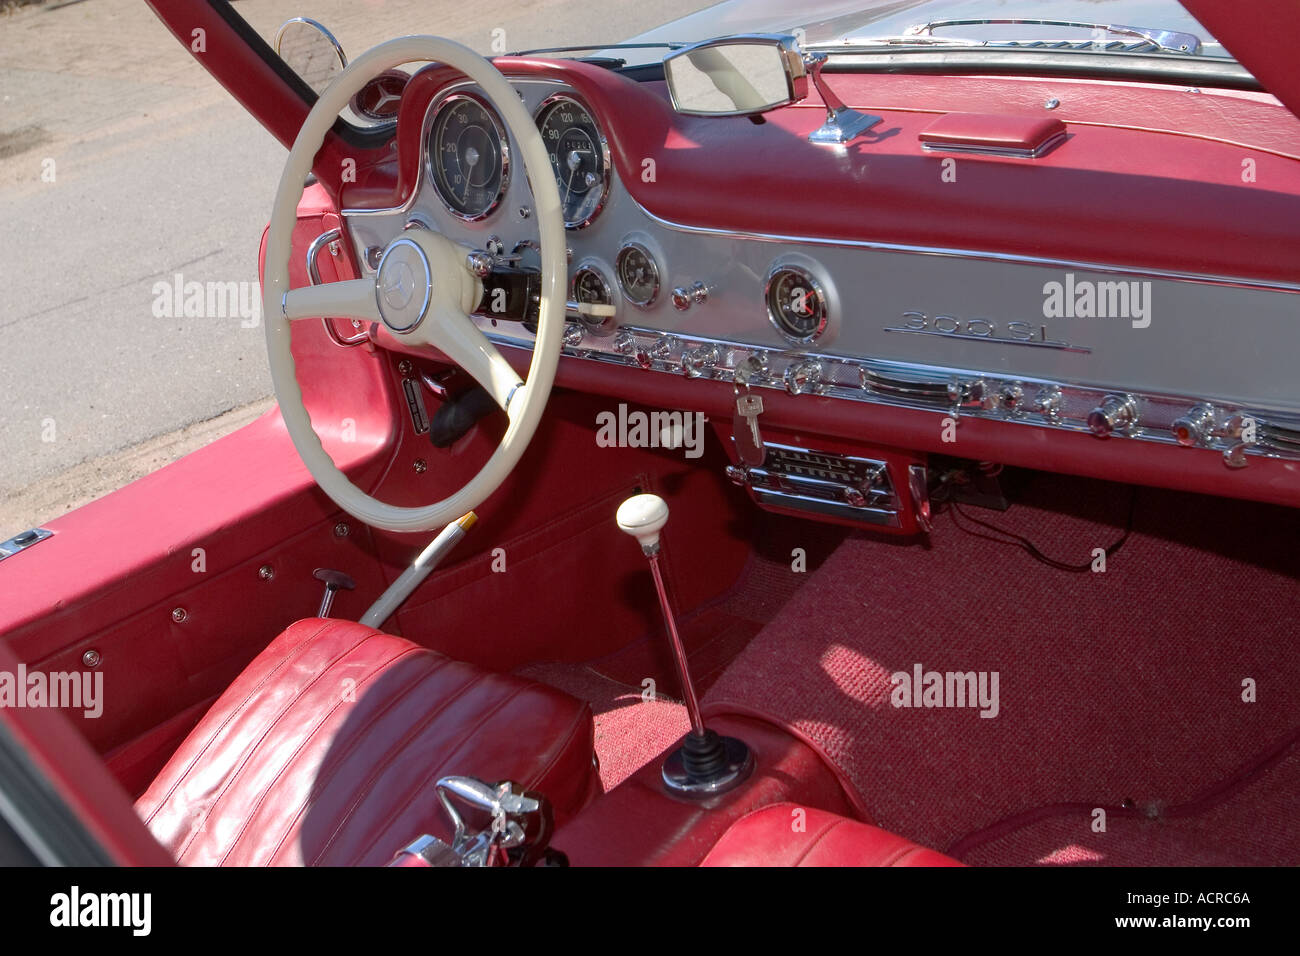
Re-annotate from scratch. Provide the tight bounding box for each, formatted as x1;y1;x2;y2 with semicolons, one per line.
617;493;754;796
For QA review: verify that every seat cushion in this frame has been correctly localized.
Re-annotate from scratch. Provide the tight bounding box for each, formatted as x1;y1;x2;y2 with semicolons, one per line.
700;803;962;867
136;618;596;866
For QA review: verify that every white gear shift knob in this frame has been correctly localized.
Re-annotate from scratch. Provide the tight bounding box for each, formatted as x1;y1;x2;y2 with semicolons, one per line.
616;493;669;553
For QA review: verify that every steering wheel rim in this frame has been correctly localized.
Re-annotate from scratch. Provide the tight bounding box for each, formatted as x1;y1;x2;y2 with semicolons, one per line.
262;36;567;534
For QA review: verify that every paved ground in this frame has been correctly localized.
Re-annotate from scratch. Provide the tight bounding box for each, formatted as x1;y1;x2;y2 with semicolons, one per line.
0;0;701;533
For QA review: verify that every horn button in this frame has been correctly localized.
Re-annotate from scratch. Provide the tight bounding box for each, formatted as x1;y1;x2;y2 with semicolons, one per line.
374;237;433;333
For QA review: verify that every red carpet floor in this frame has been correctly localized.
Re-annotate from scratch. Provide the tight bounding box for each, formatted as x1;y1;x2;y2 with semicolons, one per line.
703;473;1300;866
515;662;689;792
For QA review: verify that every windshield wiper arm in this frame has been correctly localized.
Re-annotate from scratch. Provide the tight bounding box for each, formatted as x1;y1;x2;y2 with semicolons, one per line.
903;18;1202;55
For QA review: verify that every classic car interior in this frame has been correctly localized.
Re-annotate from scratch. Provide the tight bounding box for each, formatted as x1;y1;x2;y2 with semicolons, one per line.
1;0;1297;868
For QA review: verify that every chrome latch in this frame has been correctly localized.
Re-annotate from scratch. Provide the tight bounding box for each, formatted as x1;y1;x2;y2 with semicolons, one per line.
0;528;53;562
389;777;558;868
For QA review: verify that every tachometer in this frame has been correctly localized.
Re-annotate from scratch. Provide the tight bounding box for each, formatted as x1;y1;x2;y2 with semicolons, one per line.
428;92;509;221
536;94;610;229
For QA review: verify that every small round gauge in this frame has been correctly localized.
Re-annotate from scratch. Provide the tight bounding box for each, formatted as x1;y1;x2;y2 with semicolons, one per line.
572;263;616;334
536;94;610;228
765;265;829;343
427;92;509;221
615;243;660;308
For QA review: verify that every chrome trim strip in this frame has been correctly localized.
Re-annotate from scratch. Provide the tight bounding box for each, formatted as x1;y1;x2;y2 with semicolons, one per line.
628;197;1300;294
480;320;1300;466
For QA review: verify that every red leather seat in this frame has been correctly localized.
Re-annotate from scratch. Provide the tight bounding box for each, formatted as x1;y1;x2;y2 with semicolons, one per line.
136;618;596;866
700;803;962;867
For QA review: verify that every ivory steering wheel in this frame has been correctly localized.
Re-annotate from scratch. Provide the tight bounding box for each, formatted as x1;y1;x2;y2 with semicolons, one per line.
261;36;566;533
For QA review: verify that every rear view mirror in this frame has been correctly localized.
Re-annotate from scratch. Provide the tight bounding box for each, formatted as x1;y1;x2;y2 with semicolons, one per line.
274;17;347;95
664;34;807;117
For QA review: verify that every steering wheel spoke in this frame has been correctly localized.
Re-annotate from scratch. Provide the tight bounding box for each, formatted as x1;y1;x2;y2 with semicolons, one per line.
282;278;380;323
426;306;524;415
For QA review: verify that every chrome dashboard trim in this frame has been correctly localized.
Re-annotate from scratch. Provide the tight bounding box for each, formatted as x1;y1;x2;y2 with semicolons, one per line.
627;197;1300;295
486;320;1300;468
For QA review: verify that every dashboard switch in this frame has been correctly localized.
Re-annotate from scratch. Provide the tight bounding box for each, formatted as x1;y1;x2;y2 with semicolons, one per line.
672;281;709;311
681;345;720;379
1033;385;1063;421
1171;405;1217;447
784;360;823;396
1088;394;1139;437
998;383;1025;412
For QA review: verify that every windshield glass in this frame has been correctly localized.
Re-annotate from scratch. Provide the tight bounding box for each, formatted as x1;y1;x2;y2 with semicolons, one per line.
619;0;1230;64
229;0;1240;127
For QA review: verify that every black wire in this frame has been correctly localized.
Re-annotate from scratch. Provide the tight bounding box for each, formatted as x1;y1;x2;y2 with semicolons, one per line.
946;485;1139;573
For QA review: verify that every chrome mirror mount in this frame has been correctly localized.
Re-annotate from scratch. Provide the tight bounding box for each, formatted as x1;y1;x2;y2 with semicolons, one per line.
274;17;347;95
802;51;882;146
663;34;881;146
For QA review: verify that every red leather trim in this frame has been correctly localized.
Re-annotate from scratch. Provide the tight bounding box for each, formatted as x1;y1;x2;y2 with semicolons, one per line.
555;715;857;866
918;112;1066;153
701;700;874;822
700;803;962;867
136;618;597;866
0;640;173;866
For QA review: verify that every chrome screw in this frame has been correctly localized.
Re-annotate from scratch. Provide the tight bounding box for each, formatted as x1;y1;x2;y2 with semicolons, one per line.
334;521;351;538
414;459;428;474
82;649;102;668
1045;97;1061;109
258;564;275;581
397;359;413;376
171;607;188;624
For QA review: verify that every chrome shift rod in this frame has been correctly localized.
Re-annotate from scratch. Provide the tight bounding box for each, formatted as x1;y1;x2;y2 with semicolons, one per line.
617;494;754;796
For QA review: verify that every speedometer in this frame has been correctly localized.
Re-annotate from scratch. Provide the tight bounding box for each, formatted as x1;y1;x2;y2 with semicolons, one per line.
427;92;509;221
535;94;610;229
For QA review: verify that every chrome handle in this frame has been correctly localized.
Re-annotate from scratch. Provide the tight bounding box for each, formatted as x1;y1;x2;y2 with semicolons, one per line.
307;227;370;347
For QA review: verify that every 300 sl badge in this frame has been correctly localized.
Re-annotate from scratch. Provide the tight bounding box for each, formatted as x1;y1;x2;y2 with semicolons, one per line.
884;310;1091;353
